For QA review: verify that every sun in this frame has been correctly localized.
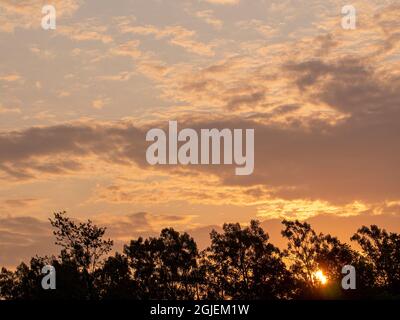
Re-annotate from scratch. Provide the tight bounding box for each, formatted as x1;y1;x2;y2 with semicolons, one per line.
314;270;328;285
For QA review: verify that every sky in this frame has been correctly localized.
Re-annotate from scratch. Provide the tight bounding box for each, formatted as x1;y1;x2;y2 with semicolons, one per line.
1;0;400;268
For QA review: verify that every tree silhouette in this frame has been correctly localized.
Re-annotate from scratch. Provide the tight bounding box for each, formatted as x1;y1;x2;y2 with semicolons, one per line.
49;211;113;299
94;253;138;299
351;225;400;296
124;228;198;299
281;219;370;299
49;211;113;273
0;256;61;299
204;220;294;299
1;212;400;300
0;267;15;299
281;219;322;295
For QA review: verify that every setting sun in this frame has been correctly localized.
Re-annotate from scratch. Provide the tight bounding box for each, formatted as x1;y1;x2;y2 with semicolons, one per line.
314;270;328;285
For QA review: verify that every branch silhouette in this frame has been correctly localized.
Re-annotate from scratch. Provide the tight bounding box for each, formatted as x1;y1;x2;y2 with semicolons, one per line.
1;212;399;300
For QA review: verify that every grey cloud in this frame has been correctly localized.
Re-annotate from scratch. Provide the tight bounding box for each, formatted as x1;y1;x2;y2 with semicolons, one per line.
1;54;400;204
2;198;38;208
162;113;400;204
0;112;399;204
0;216;55;268
226;91;265;110
0;123;147;180
285;58;400;119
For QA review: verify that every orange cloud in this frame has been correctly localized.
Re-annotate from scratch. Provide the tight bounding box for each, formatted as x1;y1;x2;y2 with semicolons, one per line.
0;0;82;32
117;20;215;56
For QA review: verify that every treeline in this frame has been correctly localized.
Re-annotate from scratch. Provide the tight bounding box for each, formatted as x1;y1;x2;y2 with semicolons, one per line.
0;212;399;300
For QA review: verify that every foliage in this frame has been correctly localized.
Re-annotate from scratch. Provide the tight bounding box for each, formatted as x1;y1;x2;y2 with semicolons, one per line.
1;213;400;300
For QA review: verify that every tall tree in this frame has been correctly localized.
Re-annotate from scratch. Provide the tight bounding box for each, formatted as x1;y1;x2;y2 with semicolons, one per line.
281;219;322;292
94;253;138;299
351;225;400;295
124;228;198;299
205;220;293;299
49;211;113;273
49;211;113;299
0;267;17;299
281;219;369;298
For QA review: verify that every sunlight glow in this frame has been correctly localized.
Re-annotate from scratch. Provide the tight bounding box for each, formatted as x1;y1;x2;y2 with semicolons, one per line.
314;270;328;285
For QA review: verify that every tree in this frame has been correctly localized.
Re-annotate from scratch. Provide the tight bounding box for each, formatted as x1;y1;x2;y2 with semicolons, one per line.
351;225;400;295
0;267;18;299
0;256;57;300
50;211;113;273
94;253;138;299
124;228;199;299
281;219;367;299
281;220;322;294
204;220;293;299
2;212;399;300
49;211;113;299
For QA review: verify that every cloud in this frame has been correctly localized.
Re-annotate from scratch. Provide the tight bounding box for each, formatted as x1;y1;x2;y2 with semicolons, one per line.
2;198;39;208
0;0;399;256
0;105;21;114
57;19;113;43
1;97;400;207
236;19;278;38
203;0;239;5
0;215;54;268
97;211;198;241
0;3;399;206
109;40;142;58
0;72;22;82
0;122;146;180
90;170;272;207
30;46;56;59
91;97;110;110
0;73;21;82
284;57;400;118
117;20;215;56
257;199;369;220
195;10;223;29
0;0;82;33
97;71;135;82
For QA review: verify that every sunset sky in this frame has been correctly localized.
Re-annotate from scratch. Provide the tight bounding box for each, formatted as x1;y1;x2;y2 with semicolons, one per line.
1;0;400;268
